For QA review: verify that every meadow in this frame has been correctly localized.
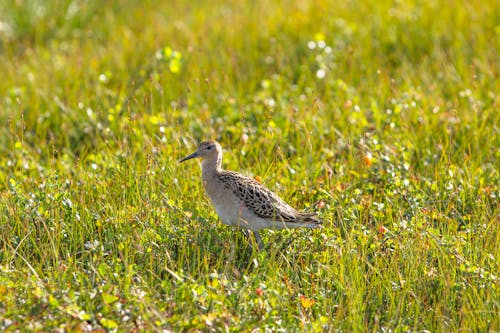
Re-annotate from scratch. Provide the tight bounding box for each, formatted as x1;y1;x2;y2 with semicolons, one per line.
0;0;498;331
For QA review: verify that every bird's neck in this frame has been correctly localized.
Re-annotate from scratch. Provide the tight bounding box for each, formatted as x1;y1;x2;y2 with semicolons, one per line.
202;156;222;179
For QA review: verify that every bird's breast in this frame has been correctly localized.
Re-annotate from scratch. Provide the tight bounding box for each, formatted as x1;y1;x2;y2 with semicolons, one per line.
202;175;247;228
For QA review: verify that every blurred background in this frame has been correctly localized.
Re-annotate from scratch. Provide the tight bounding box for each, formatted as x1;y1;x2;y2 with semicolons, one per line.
0;0;498;331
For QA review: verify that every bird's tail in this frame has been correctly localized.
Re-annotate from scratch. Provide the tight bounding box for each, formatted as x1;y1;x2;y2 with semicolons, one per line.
299;212;323;228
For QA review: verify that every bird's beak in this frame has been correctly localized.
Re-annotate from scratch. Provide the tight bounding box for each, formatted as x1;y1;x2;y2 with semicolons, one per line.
179;151;200;163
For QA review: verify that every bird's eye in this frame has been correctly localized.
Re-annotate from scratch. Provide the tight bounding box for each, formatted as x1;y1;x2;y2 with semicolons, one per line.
206;146;212;150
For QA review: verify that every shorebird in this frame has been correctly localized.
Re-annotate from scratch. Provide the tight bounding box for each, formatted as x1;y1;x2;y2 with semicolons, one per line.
179;140;322;249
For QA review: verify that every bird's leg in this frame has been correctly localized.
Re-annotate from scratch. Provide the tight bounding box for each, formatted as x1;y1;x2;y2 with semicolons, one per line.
253;230;264;250
241;229;255;253
241;229;263;251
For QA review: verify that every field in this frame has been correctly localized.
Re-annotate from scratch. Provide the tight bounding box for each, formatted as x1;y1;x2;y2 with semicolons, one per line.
0;0;498;331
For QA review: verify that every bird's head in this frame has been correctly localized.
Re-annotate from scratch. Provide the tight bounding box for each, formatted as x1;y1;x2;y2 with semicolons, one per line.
179;140;222;163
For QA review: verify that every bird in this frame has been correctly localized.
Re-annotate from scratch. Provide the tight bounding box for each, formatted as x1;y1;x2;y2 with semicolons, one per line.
179;140;322;249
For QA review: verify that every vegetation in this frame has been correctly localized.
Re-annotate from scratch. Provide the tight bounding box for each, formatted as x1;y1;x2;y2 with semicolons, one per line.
0;0;498;331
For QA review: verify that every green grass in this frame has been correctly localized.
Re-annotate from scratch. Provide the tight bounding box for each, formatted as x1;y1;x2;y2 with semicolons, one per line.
0;0;498;331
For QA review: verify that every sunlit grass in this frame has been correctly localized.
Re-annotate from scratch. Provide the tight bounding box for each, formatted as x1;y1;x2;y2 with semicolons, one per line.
0;0;498;331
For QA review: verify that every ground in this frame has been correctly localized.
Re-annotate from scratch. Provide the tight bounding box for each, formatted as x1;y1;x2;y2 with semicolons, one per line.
0;0;498;331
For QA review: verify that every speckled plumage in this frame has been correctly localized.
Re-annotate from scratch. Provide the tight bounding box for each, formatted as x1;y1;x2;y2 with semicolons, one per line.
180;140;322;246
217;170;320;225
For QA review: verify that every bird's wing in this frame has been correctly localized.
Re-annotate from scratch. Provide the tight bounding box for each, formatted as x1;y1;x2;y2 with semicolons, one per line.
218;171;320;223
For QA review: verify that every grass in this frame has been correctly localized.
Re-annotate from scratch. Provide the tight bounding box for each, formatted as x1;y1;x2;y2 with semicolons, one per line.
0;0;498;331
